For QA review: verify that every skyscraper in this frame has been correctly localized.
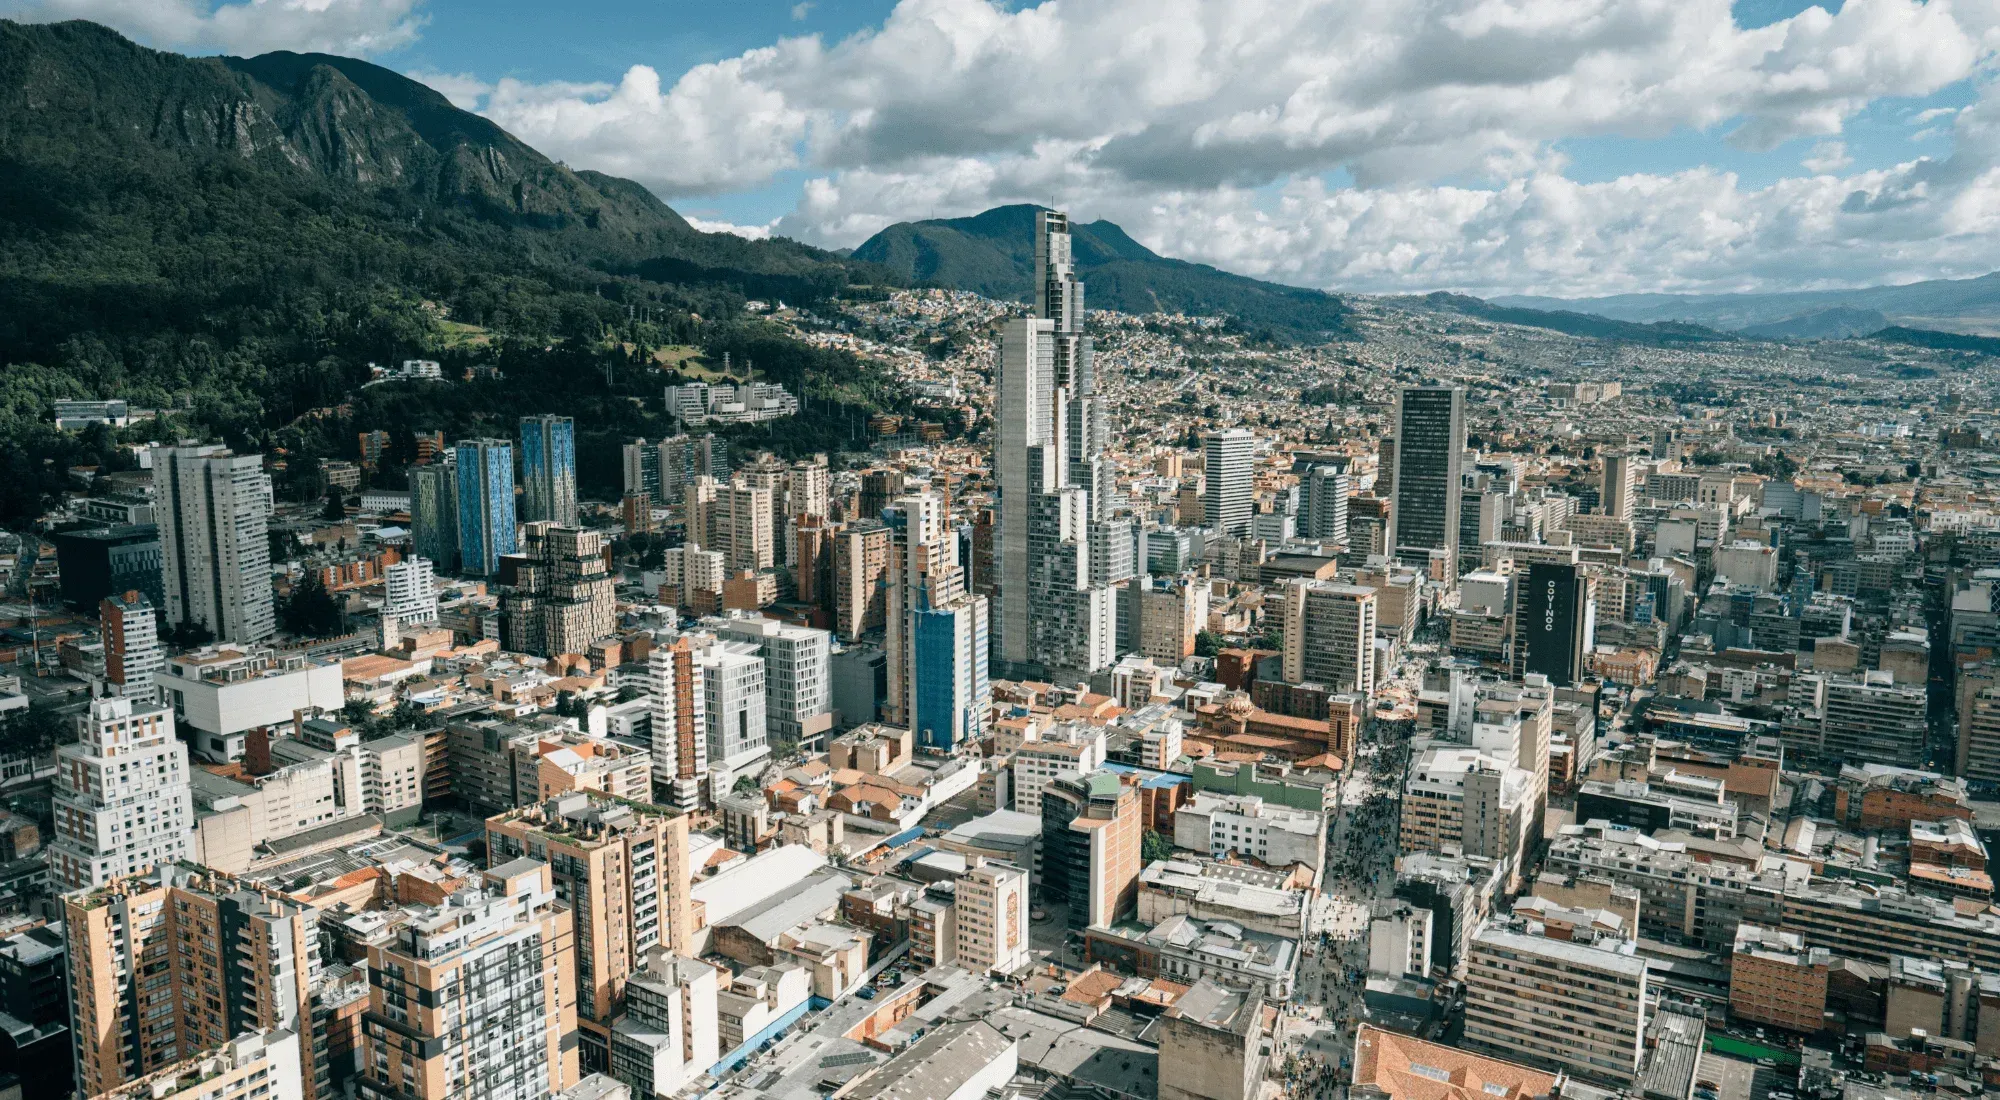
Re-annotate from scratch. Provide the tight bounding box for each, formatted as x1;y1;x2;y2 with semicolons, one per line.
49;695;192;892
995;210;1115;678
884;492;990;752
520;414;578;526
410;460;459;574
455;438;516;576
1389;387;1466;572
1203;428;1255;537
500;524;616;657
1518;562;1591;686
101;589;163;700
154;443;275;642
1602;452;1636;522
1300;460;1351;545
648;635;707;810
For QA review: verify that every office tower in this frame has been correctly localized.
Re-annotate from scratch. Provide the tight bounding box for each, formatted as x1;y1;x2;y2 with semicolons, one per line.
716;615;834;751
648;636;707;809
623;438;662;502
488;794;693;1070
994;209;1116;678
66;868;319;1100
49;695;192;891
1602;452;1636;522
1459;487;1506;567
51;523;163;610
1463;923;1649;1086
859;469;903;522
1040;770;1141;929
382;556;438;630
1089;518;1136;587
500;524;616;657
1300;460;1350;544
1389;387;1466;571
154;443;276;642
833;523;891;640
955;859;1030;974
1280;581;1377;694
410;460;460;574
455;438;516;576
1203;429;1255;537
882;492;992;752
1518;562;1591;686
357;861;579;1100
609;953;720;1099
701;641;769;803
1822;671;1928;767
519;414;578;525
101;590;163;700
1131;574;1209;662
719;478;775;571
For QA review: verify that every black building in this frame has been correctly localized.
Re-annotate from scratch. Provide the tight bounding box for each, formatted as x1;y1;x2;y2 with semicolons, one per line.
1390;387;1465;568
48;524;162;611
1519;561;1589;686
0;923;70;1099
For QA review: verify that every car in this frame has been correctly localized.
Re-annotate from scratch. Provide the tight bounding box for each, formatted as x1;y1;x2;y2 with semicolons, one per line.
857;987;877;1000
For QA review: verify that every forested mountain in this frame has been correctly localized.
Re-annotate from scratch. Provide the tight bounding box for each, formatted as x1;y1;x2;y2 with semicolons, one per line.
1494;271;2000;336
0;19;897;519
852;204;1350;340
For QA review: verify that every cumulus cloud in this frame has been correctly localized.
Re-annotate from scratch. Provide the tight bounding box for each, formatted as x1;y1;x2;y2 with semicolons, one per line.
1801;141;1852;173
407;69;490;109
684;216;777;239
0;0;426;57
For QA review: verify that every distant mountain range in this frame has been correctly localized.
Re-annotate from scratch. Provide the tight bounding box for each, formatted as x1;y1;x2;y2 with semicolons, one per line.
1495;272;2000;338
852;205;1351;338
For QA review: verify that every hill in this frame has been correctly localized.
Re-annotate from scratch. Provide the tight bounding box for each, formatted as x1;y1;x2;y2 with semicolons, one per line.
1494;271;2000;336
1738;306;1889;341
0;19;901;522
1408;293;1738;346
852;204;1350;340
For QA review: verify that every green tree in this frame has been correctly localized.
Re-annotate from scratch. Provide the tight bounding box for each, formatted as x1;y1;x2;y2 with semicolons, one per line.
322;491;348;520
1194;630;1223;658
1142;830;1174;864
280;574;343;637
0;702;73;757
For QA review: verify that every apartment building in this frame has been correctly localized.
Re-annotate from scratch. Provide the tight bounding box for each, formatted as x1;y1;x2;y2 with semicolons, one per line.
1009;723;1106;815
486;793;693;1070
1173;793;1326;873
1542;821;1789;948
955;858;1031;975
1730;924;1831;1034
50;695;193;892
608;952;720;1100
1399;746;1534;886
356;860;579;1100
95;1030;304;1100
1463;923;1650;1086
1779;880;2000;970
1041;771;1142;929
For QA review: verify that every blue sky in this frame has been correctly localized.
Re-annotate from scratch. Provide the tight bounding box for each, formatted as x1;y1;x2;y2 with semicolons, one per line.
7;0;1996;296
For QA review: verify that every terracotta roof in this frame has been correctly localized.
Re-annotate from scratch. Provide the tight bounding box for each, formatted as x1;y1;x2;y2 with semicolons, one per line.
1353;1025;1559;1100
1061;968;1124;1005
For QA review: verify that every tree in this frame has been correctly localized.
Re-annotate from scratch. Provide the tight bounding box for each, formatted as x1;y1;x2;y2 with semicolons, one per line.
340;699;377;726
0;702;72;758
615;684;644;704
165;620;214;650
1194;630;1223;658
280;573;343;637
732;773;761;796
322;490;347;520
1142;830;1173;864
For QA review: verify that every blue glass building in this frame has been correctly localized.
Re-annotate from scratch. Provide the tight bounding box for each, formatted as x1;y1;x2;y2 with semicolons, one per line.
455;439;516;575
520;415;577;526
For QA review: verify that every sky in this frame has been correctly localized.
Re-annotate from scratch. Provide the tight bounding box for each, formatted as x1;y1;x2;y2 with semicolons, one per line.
7;0;2000;299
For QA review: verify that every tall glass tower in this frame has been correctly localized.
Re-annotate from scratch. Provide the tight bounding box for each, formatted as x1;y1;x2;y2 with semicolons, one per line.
1390;386;1466;572
520;415;577;526
456;438;517;576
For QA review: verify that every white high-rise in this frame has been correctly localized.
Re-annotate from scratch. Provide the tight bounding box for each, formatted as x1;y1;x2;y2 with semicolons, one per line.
995;210;1115;678
1204;429;1255;537
383;556;439;628
702;641;769;803
49;695;193;891
715;615;833;751
154;444;275;643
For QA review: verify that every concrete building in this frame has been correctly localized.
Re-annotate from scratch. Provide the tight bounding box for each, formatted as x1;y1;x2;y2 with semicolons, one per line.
1041;771;1141;929
101;589;164;700
716;614;834;752
1204;429;1254;537
501;524;617;658
1822;672;1929;768
1139;859;1311;938
1281;580;1377;694
1730;923;1830;1034
154;443;275;642
1389;387;1466;572
356;860;580;1100
488;794;694;1069
955;858;1031;975
94;1030;304;1100
382;556;439;629
608;952;719;1100
846;1019;1018;1100
1369;900;1435;980
1158;981;1268;1100
454;437;518;577
49;696;193;891
1884;956;2000;1056
1174;792;1326;872
718;478;775;573
1601;453;1636;522
520;414;578;527
1463;923;1649;1086
1300;460;1350;546
157;645;345;763
65;868;319;1100
833;523;892;640
1400;746;1535;886
702;641;770;804
647;635;707;809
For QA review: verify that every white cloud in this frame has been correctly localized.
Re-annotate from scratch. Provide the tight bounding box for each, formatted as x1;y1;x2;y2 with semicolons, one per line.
1801;140;1852;173
1914;106;1962;124
791;2;813;20
685;216;777;239
0;0;426;56
407;69;490;109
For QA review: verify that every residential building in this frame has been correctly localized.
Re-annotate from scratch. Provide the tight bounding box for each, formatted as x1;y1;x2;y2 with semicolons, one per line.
1730;923;1830;1034
101;589;164;700
382;556;439;629
648;636;707;809
92;1030;304;1100
1204;429;1254;537
1041;771;1141;929
608;953;719;1100
500;524;617;657
1463;923;1649;1086
833;523;891;640
955;858;1030;975
1822;672;1929;768
49;696;193;891
154;443;275;642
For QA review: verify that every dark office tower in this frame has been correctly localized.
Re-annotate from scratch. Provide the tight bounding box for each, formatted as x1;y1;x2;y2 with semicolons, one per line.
1389;386;1466;572
520;415;577;526
1300;461;1350;544
1518;561;1591;686
410;461;460;574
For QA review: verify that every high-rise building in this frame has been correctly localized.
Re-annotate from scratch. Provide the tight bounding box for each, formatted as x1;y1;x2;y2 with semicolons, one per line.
1822;671;1928;767
382;556;438;629
51;523;163;610
881;492;992;753
455;438;517;576
1300;461;1350;545
356;860;579;1100
101;589;163;700
93;1030;306;1100
833;523;891;640
410;460;460;574
1389;387;1466;572
701;641;769;804
719;478;775;572
1203;429;1255;537
609;953;720;1099
716;615;834;752
1463;923;1649;1086
623;437;662;503
1518;562;1591;686
1041;770;1141;929
487;794;693;1071
648;635;707;809
65;868;320;1100
994;210;1116;679
955;858;1030;974
499;524;616;657
1601;452;1636;522
49;695;192;892
519;414;577;526
154;443;275;642
1280;581;1377;695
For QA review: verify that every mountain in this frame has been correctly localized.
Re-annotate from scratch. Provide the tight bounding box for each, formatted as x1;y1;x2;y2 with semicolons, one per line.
1738;306;1889;341
0;19;898;523
852;204;1350;339
1494;271;2000;336
1407;293;1737;346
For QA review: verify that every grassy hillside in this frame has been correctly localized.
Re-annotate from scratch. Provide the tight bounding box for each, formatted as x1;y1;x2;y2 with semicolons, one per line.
853;204;1350;341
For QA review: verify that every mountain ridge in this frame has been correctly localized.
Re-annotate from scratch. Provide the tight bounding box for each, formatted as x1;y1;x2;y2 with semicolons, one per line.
1493;271;2000;336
